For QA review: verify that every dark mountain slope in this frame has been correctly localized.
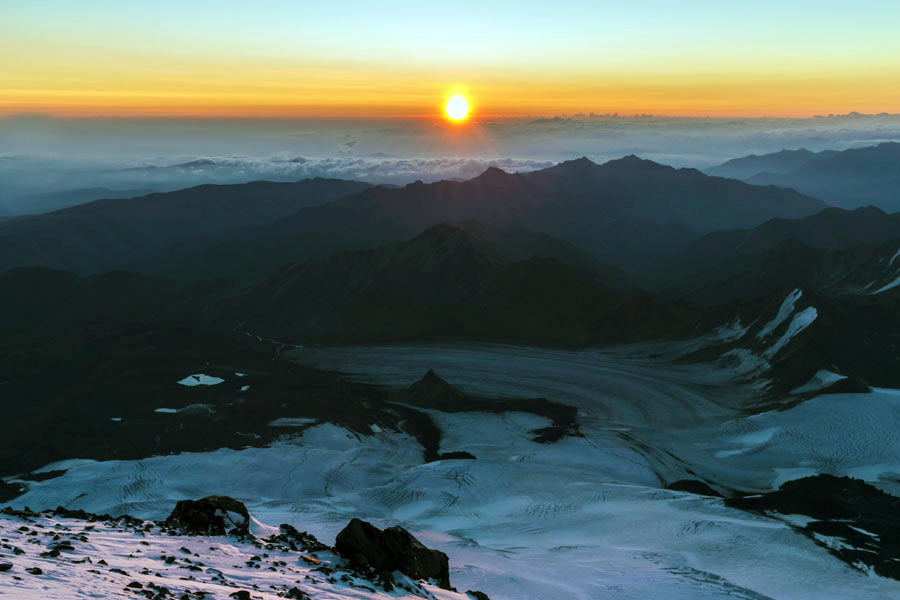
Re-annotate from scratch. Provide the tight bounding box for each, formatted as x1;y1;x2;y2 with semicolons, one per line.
235;224;697;346
692;285;900;401
646;207;900;304
522;155;824;233
4;186;156;216
0;178;371;274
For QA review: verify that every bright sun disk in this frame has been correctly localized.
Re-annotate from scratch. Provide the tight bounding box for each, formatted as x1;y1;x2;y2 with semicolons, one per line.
445;95;469;121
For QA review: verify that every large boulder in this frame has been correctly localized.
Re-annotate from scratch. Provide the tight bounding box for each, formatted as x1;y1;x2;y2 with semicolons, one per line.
165;496;250;536
335;518;450;589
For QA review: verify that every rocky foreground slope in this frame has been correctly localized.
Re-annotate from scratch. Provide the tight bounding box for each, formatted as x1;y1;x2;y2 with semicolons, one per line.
0;496;490;600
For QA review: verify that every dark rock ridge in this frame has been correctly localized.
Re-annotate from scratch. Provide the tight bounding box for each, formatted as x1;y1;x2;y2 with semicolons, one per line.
394;369;581;462
690;285;900;400
727;475;900;580
335;518;451;590
665;479;723;497
645;206;900;305
165;495;251;536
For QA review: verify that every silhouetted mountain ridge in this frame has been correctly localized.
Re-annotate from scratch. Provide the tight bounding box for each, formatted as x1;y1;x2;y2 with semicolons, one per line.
235;223;695;345
0;155;824;278
0;178;372;274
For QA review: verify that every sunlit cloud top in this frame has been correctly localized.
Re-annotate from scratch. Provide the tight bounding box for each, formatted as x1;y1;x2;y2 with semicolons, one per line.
3;0;900;118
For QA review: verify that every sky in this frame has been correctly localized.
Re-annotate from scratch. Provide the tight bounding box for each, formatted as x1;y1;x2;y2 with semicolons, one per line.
3;0;900;118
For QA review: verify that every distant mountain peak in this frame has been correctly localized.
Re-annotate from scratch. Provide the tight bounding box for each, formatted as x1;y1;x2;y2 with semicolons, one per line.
600;154;670;172
537;156;600;177
555;156;598;169
473;165;513;182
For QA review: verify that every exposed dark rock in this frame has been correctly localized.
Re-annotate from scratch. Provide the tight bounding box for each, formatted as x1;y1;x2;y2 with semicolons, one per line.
229;591;251;600
21;470;67;482
467;592;491;600
409;369;465;406
727;475;900;580
335;518;450;589
0;480;24;503
165;496;250;536
436;451;477;461
266;524;328;553
26;567;42;575
666;480;723;497
397;370;581;462
0;563;12;572
819;375;870;395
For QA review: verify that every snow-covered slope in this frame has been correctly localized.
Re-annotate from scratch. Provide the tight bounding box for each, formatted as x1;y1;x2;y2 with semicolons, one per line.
6;344;900;599
0;507;476;600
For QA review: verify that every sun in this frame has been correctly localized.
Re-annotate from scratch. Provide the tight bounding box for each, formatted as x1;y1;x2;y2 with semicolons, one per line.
444;95;470;122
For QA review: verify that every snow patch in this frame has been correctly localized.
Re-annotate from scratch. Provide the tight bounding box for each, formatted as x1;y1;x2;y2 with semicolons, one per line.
717;348;769;377
889;244;900;265
714;318;749;342
870;273;900;295
757;289;802;339
763;306;817;359
790;370;847;394
177;373;225;386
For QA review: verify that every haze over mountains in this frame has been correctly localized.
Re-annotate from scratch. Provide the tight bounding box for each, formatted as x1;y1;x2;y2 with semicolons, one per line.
708;142;900;211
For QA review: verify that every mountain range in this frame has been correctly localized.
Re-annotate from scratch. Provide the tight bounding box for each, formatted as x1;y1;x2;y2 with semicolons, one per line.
707;142;900;211
0;155;825;279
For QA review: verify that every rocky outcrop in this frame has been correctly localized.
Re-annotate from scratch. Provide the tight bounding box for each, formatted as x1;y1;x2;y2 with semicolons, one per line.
335;518;451;589
666;479;723;497
727;475;900;580
165;496;250;536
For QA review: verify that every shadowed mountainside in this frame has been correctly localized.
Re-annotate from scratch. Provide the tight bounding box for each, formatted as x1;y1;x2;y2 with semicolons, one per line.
644;206;900;304
0;178;372;274
233;223;698;346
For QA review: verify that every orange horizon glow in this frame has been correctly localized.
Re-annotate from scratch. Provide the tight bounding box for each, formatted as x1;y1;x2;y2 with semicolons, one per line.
3;46;899;120
4;2;900;121
3;71;898;120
